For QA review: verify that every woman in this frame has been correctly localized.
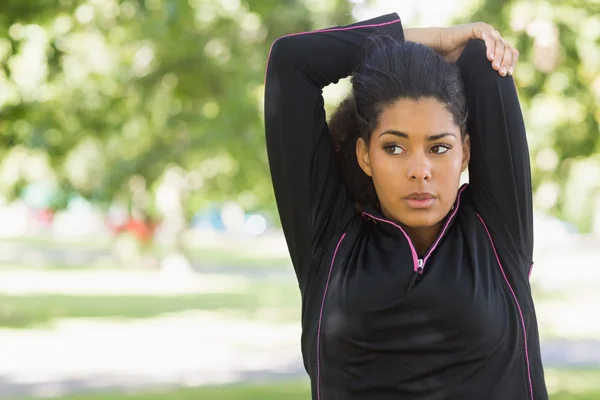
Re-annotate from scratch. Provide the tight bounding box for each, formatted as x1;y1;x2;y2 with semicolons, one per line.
264;12;548;400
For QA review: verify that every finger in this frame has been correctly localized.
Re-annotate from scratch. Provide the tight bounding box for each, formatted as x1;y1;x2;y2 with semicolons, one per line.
508;48;519;75
480;30;496;62
492;34;505;72
499;44;513;77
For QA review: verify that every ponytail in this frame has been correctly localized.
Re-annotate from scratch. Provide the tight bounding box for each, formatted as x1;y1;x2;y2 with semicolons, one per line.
329;95;378;210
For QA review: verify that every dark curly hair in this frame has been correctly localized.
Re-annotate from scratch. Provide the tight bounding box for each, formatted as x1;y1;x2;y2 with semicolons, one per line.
329;35;468;210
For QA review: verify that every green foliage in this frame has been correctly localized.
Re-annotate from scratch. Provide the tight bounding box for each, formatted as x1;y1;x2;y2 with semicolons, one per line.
0;0;352;218
461;0;600;231
1;0;597;230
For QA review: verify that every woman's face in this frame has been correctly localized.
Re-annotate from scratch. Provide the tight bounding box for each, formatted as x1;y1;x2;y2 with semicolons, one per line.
357;97;470;229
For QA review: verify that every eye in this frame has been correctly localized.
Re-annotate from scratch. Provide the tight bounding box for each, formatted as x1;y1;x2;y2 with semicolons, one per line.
430;144;451;154
384;144;405;155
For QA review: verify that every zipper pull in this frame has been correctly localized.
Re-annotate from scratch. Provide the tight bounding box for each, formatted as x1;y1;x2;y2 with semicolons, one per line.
406;259;424;293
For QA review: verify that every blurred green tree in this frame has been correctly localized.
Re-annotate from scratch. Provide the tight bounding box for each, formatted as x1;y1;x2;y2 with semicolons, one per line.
0;0;597;233
461;0;600;231
0;0;352;222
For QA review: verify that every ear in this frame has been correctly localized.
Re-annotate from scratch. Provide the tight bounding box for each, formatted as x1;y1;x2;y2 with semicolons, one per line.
461;133;471;172
356;137;373;177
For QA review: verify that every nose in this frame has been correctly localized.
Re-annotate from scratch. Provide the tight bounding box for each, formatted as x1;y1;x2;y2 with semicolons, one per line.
406;155;432;181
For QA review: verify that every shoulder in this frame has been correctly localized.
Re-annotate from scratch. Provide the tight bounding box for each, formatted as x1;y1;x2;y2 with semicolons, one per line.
458;189;532;270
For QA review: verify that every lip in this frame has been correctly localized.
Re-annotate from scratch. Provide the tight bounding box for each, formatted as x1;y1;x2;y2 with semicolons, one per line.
403;192;437;209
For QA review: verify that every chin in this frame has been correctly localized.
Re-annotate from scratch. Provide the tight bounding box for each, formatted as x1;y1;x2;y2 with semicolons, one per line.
397;209;445;229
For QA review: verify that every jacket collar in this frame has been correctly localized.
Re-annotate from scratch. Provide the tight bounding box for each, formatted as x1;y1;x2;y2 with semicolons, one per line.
361;184;468;237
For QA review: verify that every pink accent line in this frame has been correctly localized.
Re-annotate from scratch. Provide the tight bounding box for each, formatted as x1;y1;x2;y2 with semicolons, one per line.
264;19;402;84
422;184;467;266
316;232;346;400
528;262;534;280
361;212;419;272
362;184;468;273
476;213;534;400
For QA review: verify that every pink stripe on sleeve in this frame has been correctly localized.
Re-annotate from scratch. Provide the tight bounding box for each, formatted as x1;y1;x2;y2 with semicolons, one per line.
264;19;402;84
476;213;534;400
316;232;346;400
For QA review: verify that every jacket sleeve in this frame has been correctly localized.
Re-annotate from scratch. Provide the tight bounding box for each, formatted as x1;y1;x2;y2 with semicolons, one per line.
264;14;404;283
457;39;534;267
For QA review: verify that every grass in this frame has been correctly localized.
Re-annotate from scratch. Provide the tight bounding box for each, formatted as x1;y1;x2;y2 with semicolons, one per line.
16;381;311;400
183;246;291;268
8;251;291;270
0;284;300;328
0;237;292;270
546;368;600;399
14;369;600;400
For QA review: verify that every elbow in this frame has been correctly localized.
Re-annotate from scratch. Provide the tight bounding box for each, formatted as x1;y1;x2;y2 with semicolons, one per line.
267;35;303;70
457;39;488;68
268;37;288;66
264;38;294;118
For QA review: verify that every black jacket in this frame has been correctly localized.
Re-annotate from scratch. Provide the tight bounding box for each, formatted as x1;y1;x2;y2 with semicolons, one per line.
264;13;548;400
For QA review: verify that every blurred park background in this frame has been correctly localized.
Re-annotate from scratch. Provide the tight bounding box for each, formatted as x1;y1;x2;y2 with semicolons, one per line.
0;0;598;399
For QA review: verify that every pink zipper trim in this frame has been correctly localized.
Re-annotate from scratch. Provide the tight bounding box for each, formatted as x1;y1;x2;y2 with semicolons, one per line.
361;212;419;272
422;185;467;266
476;213;534;400
264;19;402;84
362;184;467;273
316;232;346;400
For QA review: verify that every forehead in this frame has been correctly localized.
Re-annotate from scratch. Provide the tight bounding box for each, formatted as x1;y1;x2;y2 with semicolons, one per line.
376;97;459;135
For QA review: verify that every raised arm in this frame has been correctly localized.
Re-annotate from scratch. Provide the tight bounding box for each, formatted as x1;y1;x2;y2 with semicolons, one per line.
457;39;534;267
264;14;404;283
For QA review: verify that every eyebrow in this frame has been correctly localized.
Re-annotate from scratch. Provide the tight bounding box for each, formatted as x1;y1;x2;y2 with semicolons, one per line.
379;130;456;141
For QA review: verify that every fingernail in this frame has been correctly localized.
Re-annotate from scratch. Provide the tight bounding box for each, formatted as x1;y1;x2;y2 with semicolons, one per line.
489;52;494;60
500;67;507;76
493;61;500;69
508;67;514;75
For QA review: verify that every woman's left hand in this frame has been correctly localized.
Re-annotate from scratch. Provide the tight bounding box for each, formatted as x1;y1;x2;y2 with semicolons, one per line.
439;23;519;76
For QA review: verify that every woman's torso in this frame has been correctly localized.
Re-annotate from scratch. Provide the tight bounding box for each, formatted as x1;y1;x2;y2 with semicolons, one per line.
299;187;544;400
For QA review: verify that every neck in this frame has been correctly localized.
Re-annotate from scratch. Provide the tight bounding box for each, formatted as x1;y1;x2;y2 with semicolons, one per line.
404;223;443;257
375;204;448;257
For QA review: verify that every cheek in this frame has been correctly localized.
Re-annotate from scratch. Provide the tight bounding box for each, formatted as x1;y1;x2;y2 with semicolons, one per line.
449;153;462;175
369;153;399;194
439;153;464;175
435;153;464;202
